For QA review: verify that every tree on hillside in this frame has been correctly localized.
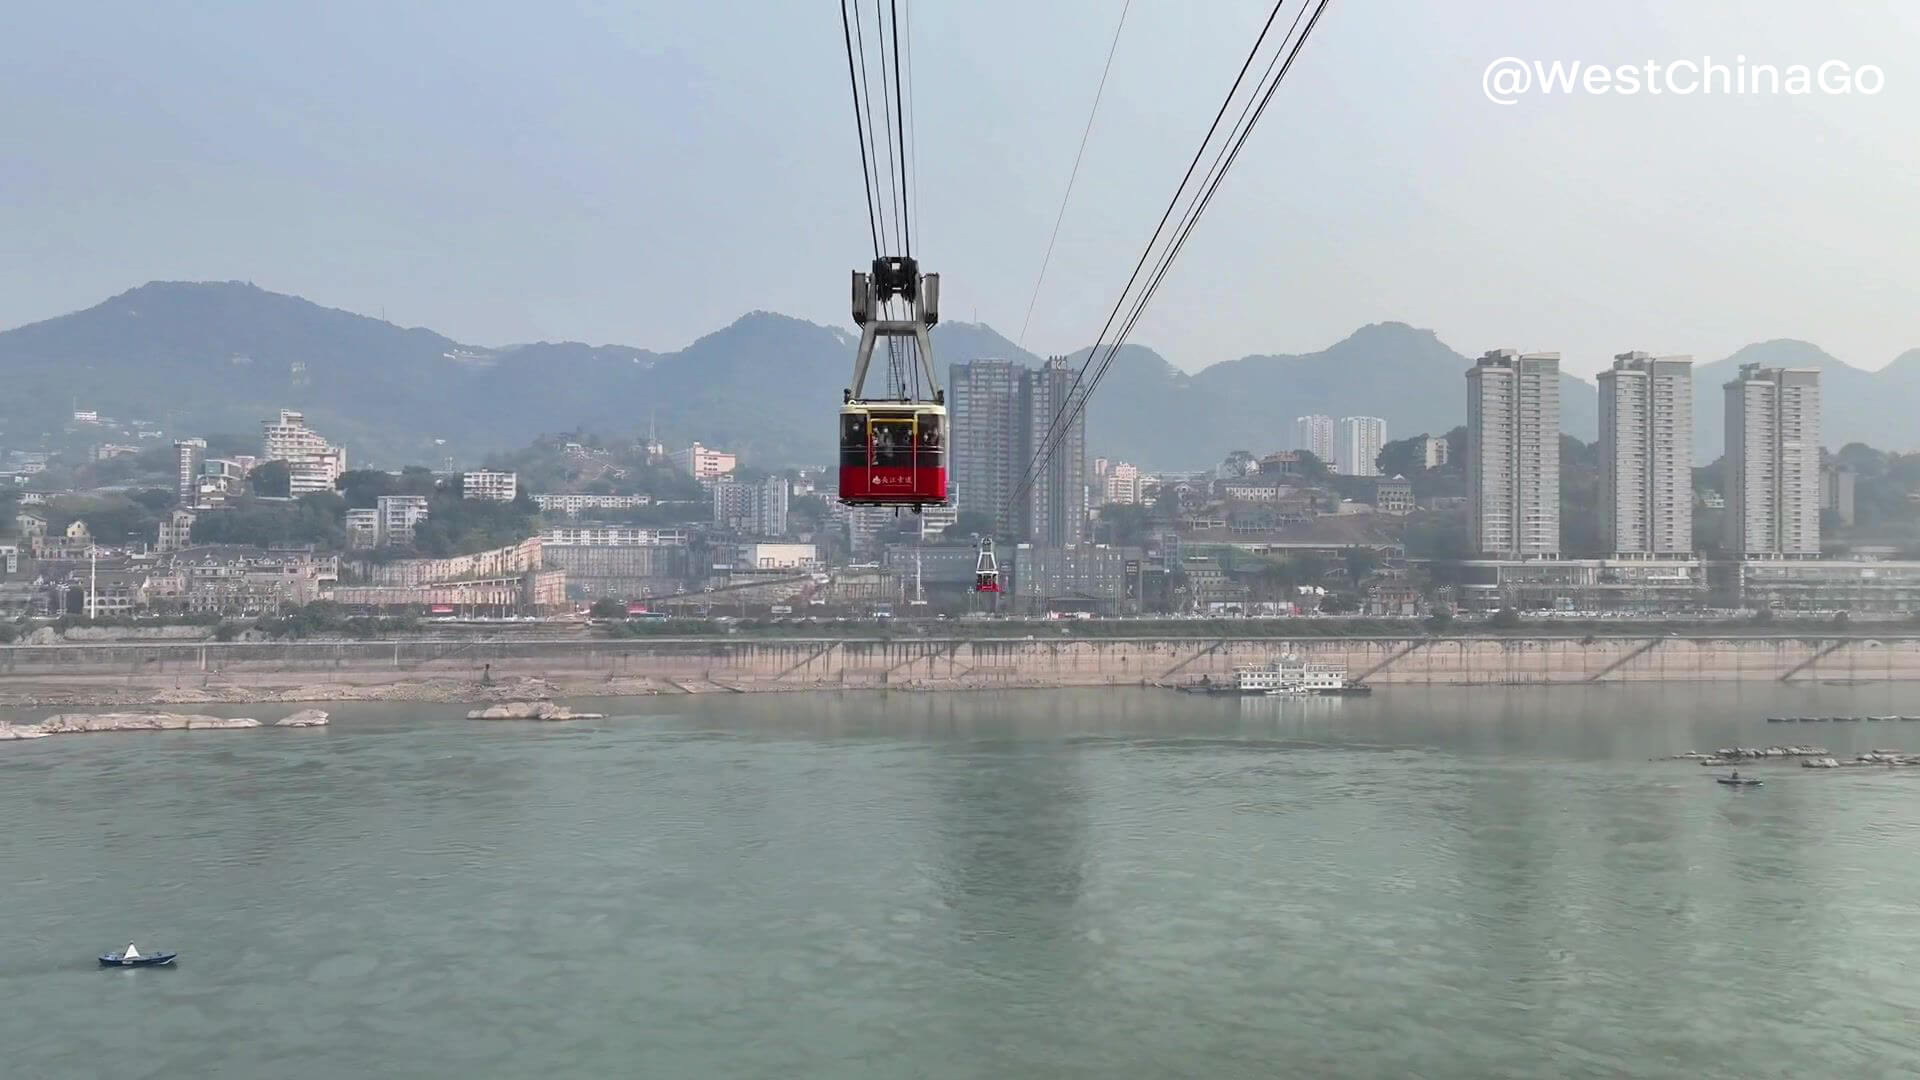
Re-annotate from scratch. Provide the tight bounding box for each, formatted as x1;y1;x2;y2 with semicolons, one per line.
1292;450;1332;484
1693;457;1725;495
335;469;393;508
1344;548;1379;584
1694;507;1727;556
191;497;345;548
1375;434;1429;480
48;495;162;545
1401;509;1471;560
1559;434;1597;469
1835;442;1886;478
129;487;178;513
299;491;348;518
788;493;830;531
1153;484;1183;520
1096;503;1151;547
409;492;540;556
1560;436;1604;556
248;460;291;498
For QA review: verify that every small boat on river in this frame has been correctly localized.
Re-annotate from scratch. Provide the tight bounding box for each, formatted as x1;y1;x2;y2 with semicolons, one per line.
1716;775;1763;787
99;943;175;968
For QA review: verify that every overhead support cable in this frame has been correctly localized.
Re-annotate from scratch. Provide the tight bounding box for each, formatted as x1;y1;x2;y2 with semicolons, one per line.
1017;0;1133;350
1026;0;1334;505
1009;0;1331;515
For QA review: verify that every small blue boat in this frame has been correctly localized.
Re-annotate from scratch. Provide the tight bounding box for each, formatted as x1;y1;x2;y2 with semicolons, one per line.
100;943;175;968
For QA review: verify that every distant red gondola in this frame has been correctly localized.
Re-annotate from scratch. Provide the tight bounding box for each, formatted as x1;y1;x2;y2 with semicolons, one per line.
974;537;1000;593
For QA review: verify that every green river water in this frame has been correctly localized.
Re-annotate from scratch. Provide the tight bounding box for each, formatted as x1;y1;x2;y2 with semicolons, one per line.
3;684;1918;1078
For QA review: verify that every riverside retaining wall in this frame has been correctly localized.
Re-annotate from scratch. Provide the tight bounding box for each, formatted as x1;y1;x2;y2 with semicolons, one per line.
6;634;1920;689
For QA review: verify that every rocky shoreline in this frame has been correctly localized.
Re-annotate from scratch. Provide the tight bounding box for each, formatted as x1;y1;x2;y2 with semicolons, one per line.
0;709;329;741
0;672;1118;710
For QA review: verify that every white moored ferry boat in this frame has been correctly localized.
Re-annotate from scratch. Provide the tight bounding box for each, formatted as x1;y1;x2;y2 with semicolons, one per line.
1232;655;1351;695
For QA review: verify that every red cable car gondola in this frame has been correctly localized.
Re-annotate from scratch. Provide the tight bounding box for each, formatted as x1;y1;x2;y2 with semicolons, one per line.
838;256;948;510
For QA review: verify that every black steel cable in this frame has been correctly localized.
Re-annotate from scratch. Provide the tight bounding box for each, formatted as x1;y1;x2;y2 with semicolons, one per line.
838;0;882;257
889;0;913;256
870;0;903;255
904;0;921;258
1042;0;1334;479
852;0;897;254
1017;0;1132;349
1006;0;1295;516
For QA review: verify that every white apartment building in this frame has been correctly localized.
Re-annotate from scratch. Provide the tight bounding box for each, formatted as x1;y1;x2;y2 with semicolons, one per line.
712;476;789;537
1293;415;1335;463
1598;352;1694;557
1103;463;1141;505
174;439;206;508
261;410;346;496
917;498;959;540
531;493;652;517
669;442;737;484
1467;350;1561;558
847;504;895;557
1421;434;1450;469
376;495;430;547
1337;417;1386;476
1725;363;1821;557
462;470;518;502
541;526;689;546
345;508;380;549
739;543;819;570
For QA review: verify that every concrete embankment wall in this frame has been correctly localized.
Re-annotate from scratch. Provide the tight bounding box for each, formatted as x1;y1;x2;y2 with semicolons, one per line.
6;634;1920;690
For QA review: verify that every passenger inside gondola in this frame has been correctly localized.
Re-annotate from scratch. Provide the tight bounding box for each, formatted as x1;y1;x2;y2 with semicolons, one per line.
874;422;912;467
840;413;868;467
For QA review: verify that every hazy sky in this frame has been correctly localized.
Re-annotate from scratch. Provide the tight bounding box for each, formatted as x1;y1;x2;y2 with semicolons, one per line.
4;0;1918;377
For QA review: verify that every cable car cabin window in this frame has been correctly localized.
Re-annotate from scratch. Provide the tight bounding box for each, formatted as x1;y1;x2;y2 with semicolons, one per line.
916;414;944;470
840;413;868;468
871;420;914;468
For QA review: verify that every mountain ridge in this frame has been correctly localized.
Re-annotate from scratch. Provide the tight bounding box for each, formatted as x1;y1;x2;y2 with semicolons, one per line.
0;281;1908;469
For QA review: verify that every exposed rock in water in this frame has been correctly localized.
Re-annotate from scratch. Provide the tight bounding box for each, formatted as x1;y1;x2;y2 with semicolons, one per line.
465;701;604;721
2;713;262;740
1701;746;1829;761
1850;750;1920;766
275;709;331;727
1802;757;1841;769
